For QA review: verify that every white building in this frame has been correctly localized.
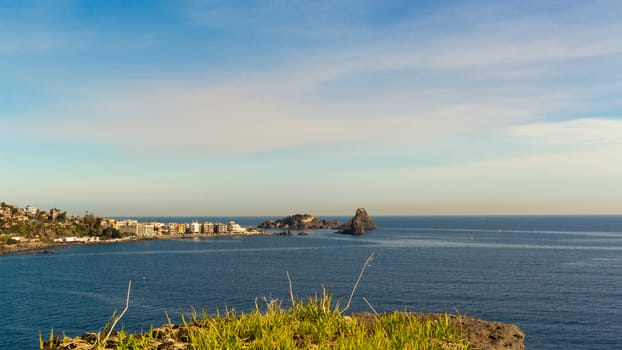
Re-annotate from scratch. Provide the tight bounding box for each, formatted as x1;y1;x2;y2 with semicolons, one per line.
190;221;201;234
115;220;138;235
25;205;38;216
227;221;244;233
137;223;155;236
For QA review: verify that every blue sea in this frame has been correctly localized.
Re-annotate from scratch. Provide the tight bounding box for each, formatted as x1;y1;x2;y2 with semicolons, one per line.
1;216;622;349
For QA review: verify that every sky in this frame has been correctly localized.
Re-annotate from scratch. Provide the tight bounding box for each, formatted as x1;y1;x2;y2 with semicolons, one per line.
1;0;621;216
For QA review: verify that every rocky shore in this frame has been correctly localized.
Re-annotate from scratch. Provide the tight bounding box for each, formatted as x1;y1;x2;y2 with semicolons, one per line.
1;239;149;256
0;242;63;255
0;232;273;256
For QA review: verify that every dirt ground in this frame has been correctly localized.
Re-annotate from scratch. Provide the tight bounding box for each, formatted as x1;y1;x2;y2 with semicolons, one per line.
456;314;524;350
431;313;524;350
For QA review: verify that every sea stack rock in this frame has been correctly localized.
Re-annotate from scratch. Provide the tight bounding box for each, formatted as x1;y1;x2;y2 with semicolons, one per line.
339;208;377;235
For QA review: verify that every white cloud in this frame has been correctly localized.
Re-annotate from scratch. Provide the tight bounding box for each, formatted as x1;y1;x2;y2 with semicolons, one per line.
508;118;622;148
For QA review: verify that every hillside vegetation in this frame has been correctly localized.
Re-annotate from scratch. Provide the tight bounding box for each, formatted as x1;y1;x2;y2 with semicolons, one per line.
1;202;123;254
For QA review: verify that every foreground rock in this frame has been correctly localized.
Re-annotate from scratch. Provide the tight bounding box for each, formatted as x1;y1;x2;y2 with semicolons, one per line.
45;313;524;350
338;208;377;235
258;214;340;230
458;315;525;350
356;312;525;350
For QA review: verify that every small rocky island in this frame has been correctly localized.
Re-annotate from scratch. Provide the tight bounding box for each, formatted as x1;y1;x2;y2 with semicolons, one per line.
258;208;377;235
258;214;341;230
338;208;377;235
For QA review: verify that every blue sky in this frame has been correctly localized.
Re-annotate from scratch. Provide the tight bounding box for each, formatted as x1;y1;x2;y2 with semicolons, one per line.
1;0;621;216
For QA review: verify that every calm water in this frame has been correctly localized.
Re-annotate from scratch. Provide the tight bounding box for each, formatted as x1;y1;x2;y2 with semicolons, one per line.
1;216;622;349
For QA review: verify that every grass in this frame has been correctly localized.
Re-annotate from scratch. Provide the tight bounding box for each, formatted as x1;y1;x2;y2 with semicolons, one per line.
42;290;471;350
180;291;470;350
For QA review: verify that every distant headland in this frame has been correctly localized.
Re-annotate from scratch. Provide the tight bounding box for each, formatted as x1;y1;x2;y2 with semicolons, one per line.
258;208;377;235
0;201;377;255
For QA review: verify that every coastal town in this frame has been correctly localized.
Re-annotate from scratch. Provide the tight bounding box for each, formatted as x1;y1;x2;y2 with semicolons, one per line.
107;218;263;237
0;202;266;254
1;201;375;255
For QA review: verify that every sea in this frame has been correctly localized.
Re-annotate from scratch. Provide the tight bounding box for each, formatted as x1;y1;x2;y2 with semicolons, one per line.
1;215;621;349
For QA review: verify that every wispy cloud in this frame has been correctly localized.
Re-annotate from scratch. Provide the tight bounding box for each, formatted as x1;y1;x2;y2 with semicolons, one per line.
0;32;62;55
508;118;622;148
3;69;541;156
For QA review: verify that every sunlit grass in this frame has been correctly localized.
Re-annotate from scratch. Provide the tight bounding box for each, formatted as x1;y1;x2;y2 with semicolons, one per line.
93;291;471;350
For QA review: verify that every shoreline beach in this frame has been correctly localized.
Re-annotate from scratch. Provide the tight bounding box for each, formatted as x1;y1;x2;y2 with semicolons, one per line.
0;231;273;256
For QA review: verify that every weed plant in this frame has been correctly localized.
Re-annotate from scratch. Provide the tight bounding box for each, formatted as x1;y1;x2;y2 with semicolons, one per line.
46;291;470;349
176;290;470;349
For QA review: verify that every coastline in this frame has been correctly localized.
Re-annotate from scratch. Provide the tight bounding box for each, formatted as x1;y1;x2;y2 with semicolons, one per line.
0;231;273;256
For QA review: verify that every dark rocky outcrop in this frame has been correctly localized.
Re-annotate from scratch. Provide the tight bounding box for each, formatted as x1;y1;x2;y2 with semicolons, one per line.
258;214;340;230
275;229;293;236
259;209;377;235
338;208;377;235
